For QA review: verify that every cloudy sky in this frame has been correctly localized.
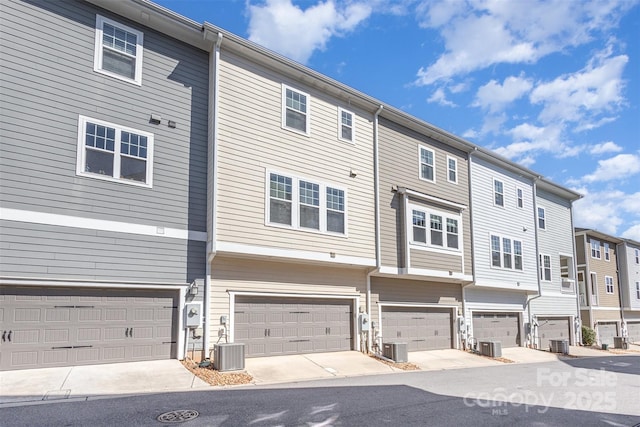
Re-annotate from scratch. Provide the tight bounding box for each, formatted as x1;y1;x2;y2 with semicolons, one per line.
156;0;640;240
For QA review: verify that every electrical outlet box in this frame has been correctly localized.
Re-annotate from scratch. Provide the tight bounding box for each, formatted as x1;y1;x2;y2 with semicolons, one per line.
359;313;370;332
184;302;202;328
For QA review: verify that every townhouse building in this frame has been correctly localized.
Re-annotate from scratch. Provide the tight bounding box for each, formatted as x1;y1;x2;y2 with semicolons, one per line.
1;0;584;370
0;0;211;370
616;239;640;343
575;229;623;346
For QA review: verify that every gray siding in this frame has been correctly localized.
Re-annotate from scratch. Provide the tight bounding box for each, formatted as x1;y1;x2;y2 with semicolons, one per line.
378;118;471;273
1;220;205;283
618;242;640;310
0;0;208;232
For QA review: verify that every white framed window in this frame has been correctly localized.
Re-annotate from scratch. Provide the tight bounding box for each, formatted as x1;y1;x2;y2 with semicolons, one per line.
590;239;601;259
338;107;354;142
94;15;143;85
493;179;504;207
605;276;614;294
636;282;640;299
604;242;610;261
447;156;458;184
539;254;551;281
282;84;310;135
410;205;461;252
419;146;435;182
636;249;640;264
490;233;524;270
537;207;546;230
76;116;153;187
516;188;524;208
266;171;345;235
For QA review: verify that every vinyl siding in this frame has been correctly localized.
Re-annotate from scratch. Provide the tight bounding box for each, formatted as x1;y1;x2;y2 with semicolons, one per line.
618;242;640;310
378;118;471;274
469;156;537;291
587;237;620;308
592;310;622;322
0;220;204;283
209;257;367;344
214;50;375;259
575;236;586;265
0;0;208;232
463;288;527;320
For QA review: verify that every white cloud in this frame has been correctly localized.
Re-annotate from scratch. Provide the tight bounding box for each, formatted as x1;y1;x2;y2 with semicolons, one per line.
473;75;533;113
427;87;456;107
247;0;372;64
589;141;623;155
582;154;640;183
622;224;640;241
413;0;634;85
571;188;640;237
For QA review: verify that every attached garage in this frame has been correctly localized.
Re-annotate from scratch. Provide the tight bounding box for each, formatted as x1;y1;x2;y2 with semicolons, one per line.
627;322;640;344
597;322;618;346
380;306;453;351
537;317;571;350
0;287;179;371
234;296;354;357
472;312;521;347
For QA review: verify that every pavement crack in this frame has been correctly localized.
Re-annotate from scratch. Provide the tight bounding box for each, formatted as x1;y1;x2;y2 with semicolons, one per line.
302;356;337;376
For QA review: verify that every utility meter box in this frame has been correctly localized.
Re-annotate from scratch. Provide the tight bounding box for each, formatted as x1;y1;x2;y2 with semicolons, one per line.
359;313;370;332
184;302;202;328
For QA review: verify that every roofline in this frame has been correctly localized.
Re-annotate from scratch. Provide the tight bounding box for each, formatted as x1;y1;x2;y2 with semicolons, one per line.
574;228;624;244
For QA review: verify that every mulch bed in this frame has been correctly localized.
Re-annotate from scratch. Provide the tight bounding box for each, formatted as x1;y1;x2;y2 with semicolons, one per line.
181;359;253;386
369;355;421;371
466;349;514;363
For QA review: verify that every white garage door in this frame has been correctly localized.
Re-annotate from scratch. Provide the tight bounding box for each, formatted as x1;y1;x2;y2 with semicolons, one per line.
381;306;453;351
597;322;618;346
538;317;571;350
234;296;353;357
0;287;178;371
473;312;521;348
627;322;640;344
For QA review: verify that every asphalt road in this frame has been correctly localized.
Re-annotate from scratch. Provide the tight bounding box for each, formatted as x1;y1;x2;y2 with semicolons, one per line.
3;355;639;426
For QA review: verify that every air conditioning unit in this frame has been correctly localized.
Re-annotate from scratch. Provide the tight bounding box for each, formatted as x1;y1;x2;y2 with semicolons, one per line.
550;339;569;354
561;279;575;292
479;340;502;358
613;336;629;350
213;343;245;371
382;342;408;363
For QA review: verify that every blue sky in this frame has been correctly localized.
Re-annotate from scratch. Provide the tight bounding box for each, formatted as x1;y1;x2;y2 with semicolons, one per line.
155;0;640;240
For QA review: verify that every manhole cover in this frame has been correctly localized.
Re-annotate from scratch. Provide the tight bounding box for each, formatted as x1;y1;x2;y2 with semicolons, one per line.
157;410;199;423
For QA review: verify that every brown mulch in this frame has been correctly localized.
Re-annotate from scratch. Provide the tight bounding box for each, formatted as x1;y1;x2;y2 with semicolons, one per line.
466;349;514;363
181;359;253;386
369;354;421;371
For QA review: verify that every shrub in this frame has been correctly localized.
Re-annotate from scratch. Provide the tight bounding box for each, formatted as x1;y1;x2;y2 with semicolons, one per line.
581;325;596;346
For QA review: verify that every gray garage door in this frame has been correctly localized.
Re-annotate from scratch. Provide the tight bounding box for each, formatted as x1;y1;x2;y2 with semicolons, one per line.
0;287;178;371
234;296;353;357
597;322;618;346
538;317;571;350
381;306;452;351
627;322;640;344
473;312;520;348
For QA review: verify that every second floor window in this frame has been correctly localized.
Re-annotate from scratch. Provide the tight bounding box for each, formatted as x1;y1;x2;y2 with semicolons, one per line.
604;242;610;261
539;254;551;281
494;179;504;206
636;249;639;264
447;157;457;183
516;188;523;208
282;85;309;134
94;15;144;85
591;240;601;259
491;234;523;270
605;276;614;294
338;108;354;142
411;206;460;251
537;207;546;230
419;146;435;182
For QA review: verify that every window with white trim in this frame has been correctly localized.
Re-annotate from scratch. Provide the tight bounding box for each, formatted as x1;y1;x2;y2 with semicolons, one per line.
490;234;523;270
267;171;345;235
94;15;143;85
636;282;640;299
410;205;460;252
604;242;610;261
447;156;457;183
419;146;435;182
537;207;546;230
516;188;523;208
605;276;614;294
338;108;354;142
76;116;153;187
493;179;504;207
539;254;551;281
590;239;601;259
282;85;309;134
636;249;640;264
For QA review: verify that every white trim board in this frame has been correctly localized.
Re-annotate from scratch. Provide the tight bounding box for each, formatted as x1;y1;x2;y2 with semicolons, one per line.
0;208;207;241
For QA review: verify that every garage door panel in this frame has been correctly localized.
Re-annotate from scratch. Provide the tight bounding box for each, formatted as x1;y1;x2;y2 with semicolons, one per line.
538;317;571;350
381;307;453;351
598;322;617;346
473;313;520;348
627;323;640;343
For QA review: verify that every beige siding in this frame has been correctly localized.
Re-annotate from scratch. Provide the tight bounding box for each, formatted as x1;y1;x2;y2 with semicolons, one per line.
588;237;620;308
378;118;471;273
592;310;622;322
216;51;375;259
210;257;367;344
410;249;463;272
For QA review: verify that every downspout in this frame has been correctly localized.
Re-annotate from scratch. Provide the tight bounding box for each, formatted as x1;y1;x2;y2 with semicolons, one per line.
569;203;582;345
203;32;223;358
396;187;409;273
584;233;593;330
526;177;543;349
462;148;478;350
366;105;384;352
616;242;626;337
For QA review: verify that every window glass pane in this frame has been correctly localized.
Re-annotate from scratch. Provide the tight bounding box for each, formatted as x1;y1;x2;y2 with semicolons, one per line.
102;48;135;79
503;238;512;269
421;164;434;181
420;149;434;180
103;23;136;56
299;181;319;206
448;159;456;182
446;218;458;248
120;156;146;182
514;241;522;270
270;174;292;200
341;126;352;140
285;109;306;132
341;111;352;126
413;211;426;243
491;235;501;267
300;205;319;229
299;180;319;229
327;187;345;233
494;180;504;206
85;148;114;176
326;188;344;211
327;211;344;233
270;199;292;225
430;214;442;246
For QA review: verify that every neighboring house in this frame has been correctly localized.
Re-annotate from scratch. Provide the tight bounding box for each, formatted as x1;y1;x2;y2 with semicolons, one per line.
529;185;582;349
575;229;623;346
0;0;211;370
617;239;640;343
371;115;474;352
